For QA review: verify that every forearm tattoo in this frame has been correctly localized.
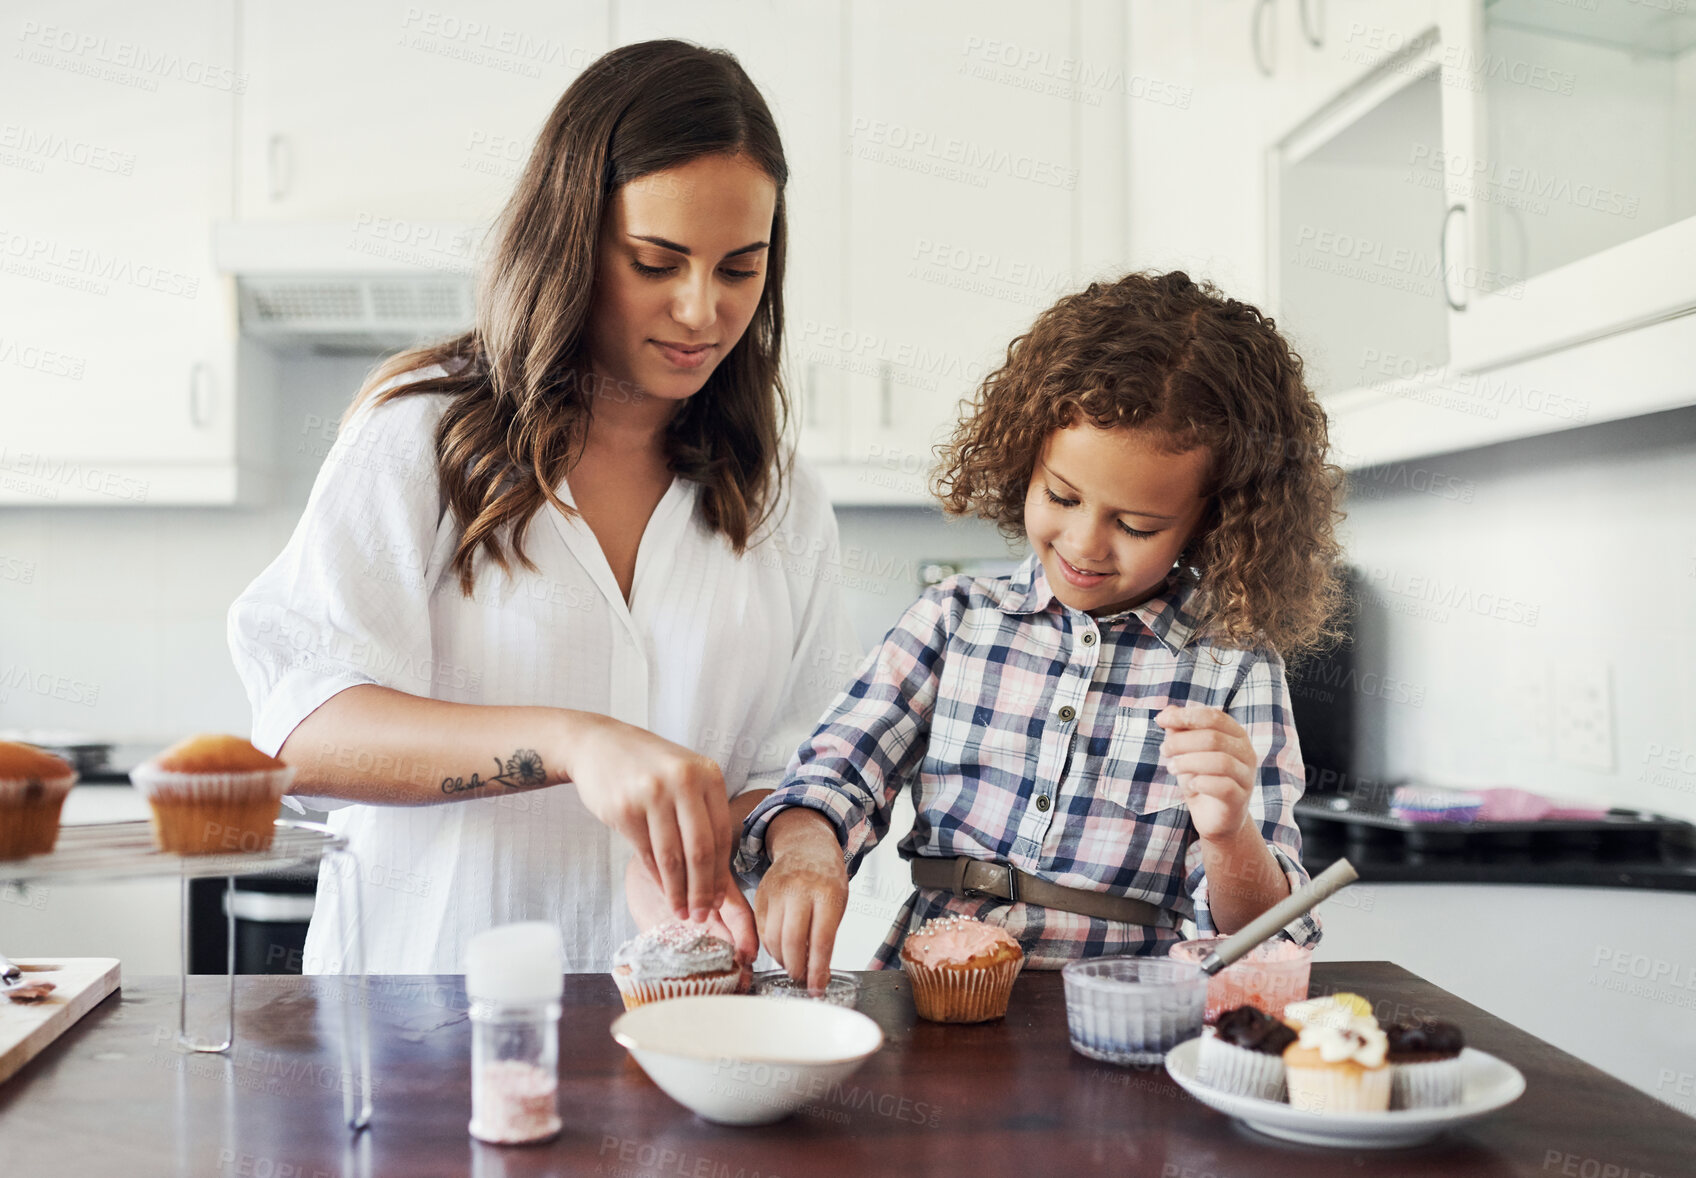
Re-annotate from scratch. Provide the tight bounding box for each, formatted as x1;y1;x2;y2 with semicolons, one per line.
441;749;546;796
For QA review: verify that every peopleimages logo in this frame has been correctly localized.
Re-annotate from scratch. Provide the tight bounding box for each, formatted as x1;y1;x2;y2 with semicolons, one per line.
1360;565;1540;627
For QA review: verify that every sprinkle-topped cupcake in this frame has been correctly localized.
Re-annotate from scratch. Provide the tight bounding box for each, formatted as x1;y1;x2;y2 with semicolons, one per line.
0;742;77;859
611;920;739;1010
899;913;1024;1024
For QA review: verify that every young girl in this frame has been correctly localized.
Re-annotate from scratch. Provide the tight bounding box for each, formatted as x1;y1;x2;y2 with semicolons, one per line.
737;270;1345;989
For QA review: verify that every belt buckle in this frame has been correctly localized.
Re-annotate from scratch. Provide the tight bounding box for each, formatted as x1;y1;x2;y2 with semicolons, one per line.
957;859;1019;905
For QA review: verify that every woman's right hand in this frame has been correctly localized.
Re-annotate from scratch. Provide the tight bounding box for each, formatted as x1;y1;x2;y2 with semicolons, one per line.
753;808;849;992
560;713;734;923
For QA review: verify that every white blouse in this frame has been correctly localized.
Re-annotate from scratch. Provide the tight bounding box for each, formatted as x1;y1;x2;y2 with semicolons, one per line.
227;370;862;974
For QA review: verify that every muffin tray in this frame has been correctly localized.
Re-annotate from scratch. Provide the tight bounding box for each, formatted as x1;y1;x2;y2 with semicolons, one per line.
1165;1041;1525;1148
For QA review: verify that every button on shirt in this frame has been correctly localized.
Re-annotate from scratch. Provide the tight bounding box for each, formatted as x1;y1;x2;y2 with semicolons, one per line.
228;371;861;974
738;553;1319;969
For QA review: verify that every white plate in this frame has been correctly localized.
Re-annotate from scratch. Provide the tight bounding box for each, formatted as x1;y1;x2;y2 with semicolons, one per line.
1165;1041;1525;1149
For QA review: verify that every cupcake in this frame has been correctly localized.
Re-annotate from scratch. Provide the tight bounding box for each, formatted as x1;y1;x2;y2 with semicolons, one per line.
1386;1019;1466;1109
128;735;294;855
0;742;77;859
611;920;740;1010
1282;1021;1392;1113
899;913;1024;1024
1196;1004;1296;1101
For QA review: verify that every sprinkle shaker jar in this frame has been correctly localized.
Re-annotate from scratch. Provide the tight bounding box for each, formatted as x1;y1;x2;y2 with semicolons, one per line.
467;922;565;1145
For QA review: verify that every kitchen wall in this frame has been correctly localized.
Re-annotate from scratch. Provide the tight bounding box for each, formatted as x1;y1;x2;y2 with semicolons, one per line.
1340;402;1696;826
0;350;1016;745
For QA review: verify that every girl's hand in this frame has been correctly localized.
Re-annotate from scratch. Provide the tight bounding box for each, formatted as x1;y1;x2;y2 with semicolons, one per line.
753;809;849;993
559;714;733;923
625;856;759;967
1155;704;1257;842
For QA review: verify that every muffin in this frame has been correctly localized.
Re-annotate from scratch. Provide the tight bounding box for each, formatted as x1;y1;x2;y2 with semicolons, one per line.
128;735;294;854
899;913;1024;1024
611;920;740;1009
0;742;77;858
1282;1021;1392;1113
1386;1019;1466;1109
1196;1004;1296;1101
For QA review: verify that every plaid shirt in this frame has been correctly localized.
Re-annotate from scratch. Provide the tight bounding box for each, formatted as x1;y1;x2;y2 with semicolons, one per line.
737;552;1320;969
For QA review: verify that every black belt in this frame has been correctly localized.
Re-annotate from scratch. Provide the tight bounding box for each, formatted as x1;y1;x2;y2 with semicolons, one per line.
910;856;1171;927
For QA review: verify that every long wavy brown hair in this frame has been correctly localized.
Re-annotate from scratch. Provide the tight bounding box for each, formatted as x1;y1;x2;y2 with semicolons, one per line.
346;40;790;596
934;271;1346;656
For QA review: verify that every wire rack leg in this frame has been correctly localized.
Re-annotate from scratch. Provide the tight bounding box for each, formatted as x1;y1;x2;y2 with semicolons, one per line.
177;873;234;1053
326;846;372;1131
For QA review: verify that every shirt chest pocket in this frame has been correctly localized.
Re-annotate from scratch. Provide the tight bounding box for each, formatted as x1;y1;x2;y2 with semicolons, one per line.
1089;706;1186;816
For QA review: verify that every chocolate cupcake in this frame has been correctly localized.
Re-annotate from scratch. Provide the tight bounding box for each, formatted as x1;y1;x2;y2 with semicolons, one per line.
611;920;740;1010
1386;1019;1465;1109
0;742;77;859
1196;1004;1297;1100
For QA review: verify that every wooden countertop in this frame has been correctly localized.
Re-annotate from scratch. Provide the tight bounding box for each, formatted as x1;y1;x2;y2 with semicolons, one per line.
2;962;1691;1176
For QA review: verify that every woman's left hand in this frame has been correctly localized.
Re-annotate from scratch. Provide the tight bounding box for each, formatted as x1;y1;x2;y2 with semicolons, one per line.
625;856;760;967
1155;704;1256;841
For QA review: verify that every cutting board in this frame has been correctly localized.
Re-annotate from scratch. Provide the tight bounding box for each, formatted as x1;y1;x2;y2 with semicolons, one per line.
0;958;121;1084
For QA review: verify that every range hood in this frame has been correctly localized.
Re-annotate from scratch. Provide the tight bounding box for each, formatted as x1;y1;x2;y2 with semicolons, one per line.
213;220;486;353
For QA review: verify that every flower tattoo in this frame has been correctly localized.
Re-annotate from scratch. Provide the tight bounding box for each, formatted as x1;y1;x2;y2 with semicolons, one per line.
440;748;547;796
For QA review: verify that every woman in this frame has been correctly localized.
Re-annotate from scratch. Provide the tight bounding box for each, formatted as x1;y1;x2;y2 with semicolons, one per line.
228;40;860;974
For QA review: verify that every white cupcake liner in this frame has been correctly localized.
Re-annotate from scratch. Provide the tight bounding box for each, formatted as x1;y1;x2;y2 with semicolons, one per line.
0;770;77;805
127;763;294;804
613;968;741;1010
1197;1032;1287;1101
1391;1056;1465;1109
128;763;294;853
905;955;1024;1023
1284;1063;1392;1114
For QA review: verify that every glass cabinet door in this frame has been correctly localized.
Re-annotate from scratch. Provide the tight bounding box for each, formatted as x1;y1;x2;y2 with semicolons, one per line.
1469;0;1696;294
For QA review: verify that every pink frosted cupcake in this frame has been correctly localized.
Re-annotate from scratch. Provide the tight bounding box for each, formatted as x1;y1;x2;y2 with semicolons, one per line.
0;742;77;859
900;914;1024;1023
611;921;740;1010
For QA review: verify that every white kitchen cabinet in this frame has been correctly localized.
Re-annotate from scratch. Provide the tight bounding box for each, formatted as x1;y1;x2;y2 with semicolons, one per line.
826;0;1119;503
234;0;608;227
612;0;848;468
1439;0;1696;372
1267;0;1696;467
0;0;269;505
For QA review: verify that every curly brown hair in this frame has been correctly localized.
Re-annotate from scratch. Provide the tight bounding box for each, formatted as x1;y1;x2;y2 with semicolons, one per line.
933;270;1346;656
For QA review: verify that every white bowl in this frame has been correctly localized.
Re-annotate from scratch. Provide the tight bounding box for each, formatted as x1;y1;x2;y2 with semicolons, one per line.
609;994;885;1125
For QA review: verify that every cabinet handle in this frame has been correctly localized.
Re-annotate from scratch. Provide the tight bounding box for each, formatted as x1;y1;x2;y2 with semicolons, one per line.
1440;203;1468;313
267;133;292;202
189;361;213;428
1251;0;1276;76
1299;0;1323;48
878;362;893;429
